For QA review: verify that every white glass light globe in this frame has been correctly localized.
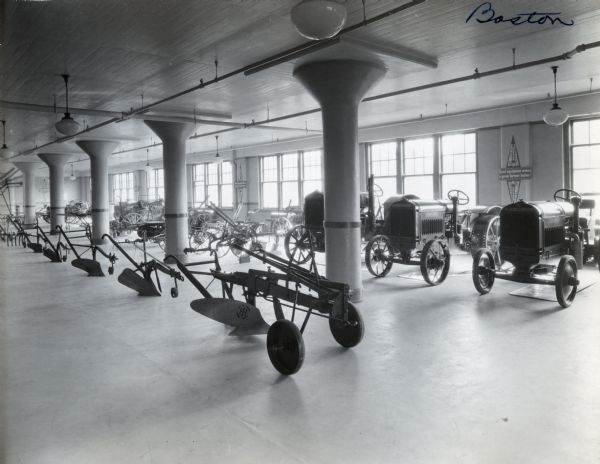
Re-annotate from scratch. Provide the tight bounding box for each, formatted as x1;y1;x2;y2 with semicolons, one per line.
55;114;81;136
543;103;569;126
291;0;347;40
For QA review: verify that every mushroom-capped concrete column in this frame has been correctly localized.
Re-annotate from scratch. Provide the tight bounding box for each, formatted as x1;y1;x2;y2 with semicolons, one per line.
37;153;74;232
144;120;194;262
294;59;386;301
76;140;118;244
13;161;40;225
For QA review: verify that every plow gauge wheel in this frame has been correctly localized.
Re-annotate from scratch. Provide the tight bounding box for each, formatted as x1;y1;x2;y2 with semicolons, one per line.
267;320;305;375
329;302;364;348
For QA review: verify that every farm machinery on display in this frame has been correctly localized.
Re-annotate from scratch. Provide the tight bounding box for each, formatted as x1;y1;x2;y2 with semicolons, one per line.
472;189;600;308
364;190;466;285
171;243;363;375
284;175;383;264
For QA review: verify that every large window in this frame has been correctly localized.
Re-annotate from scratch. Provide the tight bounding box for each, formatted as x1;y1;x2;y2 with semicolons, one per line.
260;150;323;209
192;161;233;208
403;137;434;198
369;141;398;201
367;132;478;204
440;133;476;206
147;168;164;201
302;150;323;195
571;118;600;195
113;172;134;203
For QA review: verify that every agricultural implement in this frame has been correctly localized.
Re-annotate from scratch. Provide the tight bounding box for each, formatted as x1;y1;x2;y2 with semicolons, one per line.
170;244;364;375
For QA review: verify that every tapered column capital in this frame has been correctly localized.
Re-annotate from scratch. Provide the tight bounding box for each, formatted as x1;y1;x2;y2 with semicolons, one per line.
13;161;41;174
144;120;195;142
37;152;74;167
294;59;386;107
76;140;118;159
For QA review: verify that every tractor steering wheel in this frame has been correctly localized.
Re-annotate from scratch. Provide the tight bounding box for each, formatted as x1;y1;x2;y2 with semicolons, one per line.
447;189;470;206
553;189;581;202
373;183;384;198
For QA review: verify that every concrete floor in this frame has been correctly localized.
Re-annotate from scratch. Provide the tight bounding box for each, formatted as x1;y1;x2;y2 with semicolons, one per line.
1;238;600;463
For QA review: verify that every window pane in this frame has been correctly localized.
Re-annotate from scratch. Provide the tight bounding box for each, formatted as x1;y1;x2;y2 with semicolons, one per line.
303;180;322;197
572;146;590;169
262;182;278;208
403;175;433;198
441;133;476;174
207;185;219;204
220;184;233;208
281;153;298;181
373;177;397;203
591;119;600;144
442;173;477;207
370;142;397;178
207;163;219;184
404;137;433;175
221;162;233;184
572;120;589;145
156;169;164;188
573;169;600;194
281;181;299;208
262;155;278;182
194;184;205;206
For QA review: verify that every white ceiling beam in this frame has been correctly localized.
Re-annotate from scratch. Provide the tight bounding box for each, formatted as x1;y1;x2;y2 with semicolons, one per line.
343;36;438;68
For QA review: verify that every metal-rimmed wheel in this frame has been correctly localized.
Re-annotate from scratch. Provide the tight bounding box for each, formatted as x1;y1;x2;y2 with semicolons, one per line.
329;302;364;348
471;215;502;265
420;239;450;285
365;235;393;277
284;225;313;265
472;248;495;294
555;255;578;308
214;239;230;258
266;320;305;375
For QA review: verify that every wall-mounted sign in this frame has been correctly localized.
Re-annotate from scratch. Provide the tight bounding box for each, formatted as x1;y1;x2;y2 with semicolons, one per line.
498;136;531;202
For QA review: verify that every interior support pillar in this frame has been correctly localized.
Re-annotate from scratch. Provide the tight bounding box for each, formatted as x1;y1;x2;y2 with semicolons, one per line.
144;120;194;262
294;60;385;301
76;140;118;244
12;161;40;225
37;153;73;232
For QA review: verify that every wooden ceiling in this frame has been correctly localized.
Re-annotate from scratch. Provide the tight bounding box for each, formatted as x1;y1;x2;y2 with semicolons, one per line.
1;0;600;176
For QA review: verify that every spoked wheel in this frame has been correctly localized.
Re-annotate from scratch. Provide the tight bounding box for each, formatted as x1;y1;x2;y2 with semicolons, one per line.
483;216;501;265
214;239;230;258
555;255;578;308
189;228;210;249
329;302;364;348
365;235;393;277
420;239;450;285
124;212;143;225
230;232;255;257
284;225;313;265
266;320;305;375
472;248;495;294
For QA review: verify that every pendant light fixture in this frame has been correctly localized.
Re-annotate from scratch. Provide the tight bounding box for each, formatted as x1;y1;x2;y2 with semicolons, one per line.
144;148;153;177
291;0;347;40
69;163;76;181
543;66;569;127
55;74;81;136
215;135;220;158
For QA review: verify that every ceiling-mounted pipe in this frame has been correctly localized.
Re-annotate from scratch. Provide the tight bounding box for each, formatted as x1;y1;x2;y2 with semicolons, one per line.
9;0;426;158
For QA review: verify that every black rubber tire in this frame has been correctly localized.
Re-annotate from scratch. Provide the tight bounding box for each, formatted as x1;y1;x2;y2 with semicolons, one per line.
365;235;393;277
266;320;305;376
329;302;364;348
284;225;313;265
555;255;578;308
420;239;450;285
472;248;495;295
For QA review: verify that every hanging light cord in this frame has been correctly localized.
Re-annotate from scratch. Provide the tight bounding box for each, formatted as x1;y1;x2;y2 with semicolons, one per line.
62;74;71;115
551;66;559;105
1;120;6;147
215;135;220;157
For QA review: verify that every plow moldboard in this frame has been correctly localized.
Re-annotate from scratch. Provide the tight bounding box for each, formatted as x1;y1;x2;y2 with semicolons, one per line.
117;268;161;296
191;298;270;336
72;258;105;277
